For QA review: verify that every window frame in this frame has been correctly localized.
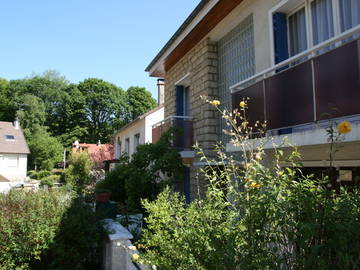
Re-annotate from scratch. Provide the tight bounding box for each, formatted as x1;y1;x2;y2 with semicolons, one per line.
270;0;353;65
5;135;15;141
134;133;140;150
125;138;130;155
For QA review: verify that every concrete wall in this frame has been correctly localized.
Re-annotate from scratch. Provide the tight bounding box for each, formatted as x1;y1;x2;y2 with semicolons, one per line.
0;154;27;182
114;119;146;159
145;106;164;144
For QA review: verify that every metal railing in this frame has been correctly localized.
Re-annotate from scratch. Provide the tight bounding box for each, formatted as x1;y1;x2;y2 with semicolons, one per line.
230;24;360;93
152;116;193;149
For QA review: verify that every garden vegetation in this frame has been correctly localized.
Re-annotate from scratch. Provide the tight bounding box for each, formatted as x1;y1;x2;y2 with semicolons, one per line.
138;99;360;269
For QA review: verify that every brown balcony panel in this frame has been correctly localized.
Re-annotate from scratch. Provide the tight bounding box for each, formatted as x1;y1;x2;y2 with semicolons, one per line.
314;39;360;120
152;126;162;144
232;81;265;130
173;119;193;149
265;61;314;130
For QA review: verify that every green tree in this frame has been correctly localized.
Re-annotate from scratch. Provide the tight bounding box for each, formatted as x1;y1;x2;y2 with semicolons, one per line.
51;84;88;146
78;78;127;142
65;152;93;192
16;94;46;133
0;78;15;121
126;86;157;120
27;128;63;170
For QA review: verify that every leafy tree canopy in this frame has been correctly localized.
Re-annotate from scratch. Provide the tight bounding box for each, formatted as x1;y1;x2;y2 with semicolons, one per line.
78;78;128;142
126;86;157;120
0;71;158;170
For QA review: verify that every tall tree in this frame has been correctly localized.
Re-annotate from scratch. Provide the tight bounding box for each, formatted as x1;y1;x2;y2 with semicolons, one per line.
126;86;157;120
27;127;63;171
78;78;127;143
16;94;46;133
49;84;88;146
0;78;15;121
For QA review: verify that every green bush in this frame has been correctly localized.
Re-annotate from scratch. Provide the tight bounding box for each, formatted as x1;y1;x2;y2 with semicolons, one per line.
96;130;184;213
139;100;360;269
40;175;61;187
65;151;93;193
0;190;72;269
0;190;105;270
28;169;51;180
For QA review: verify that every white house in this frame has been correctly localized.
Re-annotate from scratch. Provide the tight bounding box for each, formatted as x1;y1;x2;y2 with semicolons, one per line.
113;105;164;159
113;79;165;159
0;120;30;183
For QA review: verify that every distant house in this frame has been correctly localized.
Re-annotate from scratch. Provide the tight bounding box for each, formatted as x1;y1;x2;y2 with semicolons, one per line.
113;79;165;160
113;105;164;159
0;120;30;182
72;141;114;169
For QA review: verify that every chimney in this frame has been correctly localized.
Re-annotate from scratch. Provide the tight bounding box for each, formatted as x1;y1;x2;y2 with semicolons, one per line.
97;140;101;146
157;79;165;105
73;140;79;148
13;118;20;130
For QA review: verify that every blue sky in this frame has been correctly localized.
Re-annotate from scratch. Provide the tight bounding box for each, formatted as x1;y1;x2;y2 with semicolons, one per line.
0;0;200;98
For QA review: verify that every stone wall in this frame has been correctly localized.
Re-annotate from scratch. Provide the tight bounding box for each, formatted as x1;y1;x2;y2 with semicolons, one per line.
164;38;220;198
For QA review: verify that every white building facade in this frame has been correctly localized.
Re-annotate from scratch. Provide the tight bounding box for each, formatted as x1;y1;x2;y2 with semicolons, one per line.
113;105;164;159
0;121;30;183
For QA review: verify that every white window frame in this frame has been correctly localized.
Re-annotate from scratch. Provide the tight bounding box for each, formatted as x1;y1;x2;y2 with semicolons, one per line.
134;133;140;150
269;0;351;66
117;136;122;158
125;138;130;155
6;155;19;168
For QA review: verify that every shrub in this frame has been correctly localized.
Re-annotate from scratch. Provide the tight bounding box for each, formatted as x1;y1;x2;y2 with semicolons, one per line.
65;151;93;192
96;130;184;213
40;175;61;187
0;189;72;269
0;190;106;270
139;99;360;269
28;169;51;180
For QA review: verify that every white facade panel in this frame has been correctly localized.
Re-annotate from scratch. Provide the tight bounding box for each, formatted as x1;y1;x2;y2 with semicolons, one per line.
0;154;28;182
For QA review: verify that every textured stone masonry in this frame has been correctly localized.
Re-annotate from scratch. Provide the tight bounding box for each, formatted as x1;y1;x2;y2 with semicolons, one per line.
164;38;220;199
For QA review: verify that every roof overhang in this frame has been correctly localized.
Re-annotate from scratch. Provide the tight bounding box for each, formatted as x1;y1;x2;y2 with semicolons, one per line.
146;0;244;77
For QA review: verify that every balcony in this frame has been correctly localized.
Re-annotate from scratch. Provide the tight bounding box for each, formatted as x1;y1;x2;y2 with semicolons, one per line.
231;25;360;134
152;116;193;150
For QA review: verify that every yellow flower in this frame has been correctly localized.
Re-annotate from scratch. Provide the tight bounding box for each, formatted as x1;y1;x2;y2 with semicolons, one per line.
249;183;262;189
132;253;140;261
239;101;246;108
277;171;284;177
255;152;262;160
128;245;137;251
137;244;145;249
338;121;352;134
210;100;221;106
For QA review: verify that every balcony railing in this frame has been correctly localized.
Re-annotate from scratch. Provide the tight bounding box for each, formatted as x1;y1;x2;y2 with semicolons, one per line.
231;25;360;133
152;116;193;150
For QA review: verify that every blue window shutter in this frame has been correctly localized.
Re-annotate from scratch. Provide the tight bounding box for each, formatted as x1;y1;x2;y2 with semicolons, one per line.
273;12;289;64
184;167;191;204
176;85;184;116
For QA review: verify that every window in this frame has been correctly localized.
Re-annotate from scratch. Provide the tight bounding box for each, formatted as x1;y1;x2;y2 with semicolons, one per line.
311;0;334;45
288;7;308;56
339;0;360;32
272;0;360;63
134;133;140;150
6;156;18;167
175;86;191;117
5;135;15;140
125;138;130;154
117;137;122;158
